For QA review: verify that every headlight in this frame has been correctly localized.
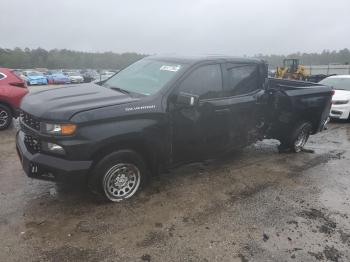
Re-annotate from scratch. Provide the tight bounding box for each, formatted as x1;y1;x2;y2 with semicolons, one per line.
42;142;65;155
41;123;77;135
332;100;349;105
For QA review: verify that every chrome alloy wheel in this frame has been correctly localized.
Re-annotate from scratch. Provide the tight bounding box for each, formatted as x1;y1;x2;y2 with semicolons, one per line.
294;127;310;152
0;109;9;128
103;163;141;202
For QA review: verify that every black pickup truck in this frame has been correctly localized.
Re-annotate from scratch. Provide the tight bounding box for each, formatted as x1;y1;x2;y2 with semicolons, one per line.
16;56;333;202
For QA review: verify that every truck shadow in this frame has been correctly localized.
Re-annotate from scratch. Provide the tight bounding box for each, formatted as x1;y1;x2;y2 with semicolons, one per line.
14;133;347;258
27;137;339;207
20;141;279;208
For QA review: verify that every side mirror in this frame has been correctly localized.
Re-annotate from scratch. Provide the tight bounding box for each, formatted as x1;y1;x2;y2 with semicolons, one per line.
176;92;199;107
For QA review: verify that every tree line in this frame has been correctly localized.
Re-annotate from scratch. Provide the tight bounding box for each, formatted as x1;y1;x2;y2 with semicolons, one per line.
0;47;146;69
0;47;349;69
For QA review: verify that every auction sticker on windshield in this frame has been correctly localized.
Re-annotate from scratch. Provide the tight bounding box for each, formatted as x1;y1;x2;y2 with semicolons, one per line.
160;65;181;72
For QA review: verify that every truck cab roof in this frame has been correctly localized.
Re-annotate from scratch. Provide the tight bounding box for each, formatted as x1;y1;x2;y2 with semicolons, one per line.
146;55;264;65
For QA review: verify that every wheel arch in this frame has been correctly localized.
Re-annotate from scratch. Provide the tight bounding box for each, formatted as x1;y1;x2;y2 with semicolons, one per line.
0;100;15;116
90;138;159;175
295;110;325;134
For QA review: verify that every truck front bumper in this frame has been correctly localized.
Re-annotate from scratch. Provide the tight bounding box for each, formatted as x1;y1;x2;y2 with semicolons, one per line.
16;131;92;181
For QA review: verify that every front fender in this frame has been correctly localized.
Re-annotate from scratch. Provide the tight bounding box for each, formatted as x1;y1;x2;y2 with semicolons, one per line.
76;116;171;165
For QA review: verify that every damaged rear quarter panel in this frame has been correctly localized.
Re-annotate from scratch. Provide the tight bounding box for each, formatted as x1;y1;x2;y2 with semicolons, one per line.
266;78;333;138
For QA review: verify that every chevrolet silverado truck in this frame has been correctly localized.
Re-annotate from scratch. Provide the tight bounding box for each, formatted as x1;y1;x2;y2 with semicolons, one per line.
16;56;333;202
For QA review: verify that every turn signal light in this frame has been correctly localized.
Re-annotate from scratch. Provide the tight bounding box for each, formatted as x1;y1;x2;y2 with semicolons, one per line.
61;124;77;135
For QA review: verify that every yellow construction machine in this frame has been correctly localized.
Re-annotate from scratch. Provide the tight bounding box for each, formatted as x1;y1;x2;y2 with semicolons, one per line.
275;59;309;80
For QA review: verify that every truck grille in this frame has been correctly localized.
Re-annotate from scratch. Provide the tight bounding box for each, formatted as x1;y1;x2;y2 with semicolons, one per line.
20;111;41;131
24;134;41;153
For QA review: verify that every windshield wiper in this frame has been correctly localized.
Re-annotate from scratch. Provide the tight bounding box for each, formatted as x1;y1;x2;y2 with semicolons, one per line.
103;83;143;96
109;86;131;95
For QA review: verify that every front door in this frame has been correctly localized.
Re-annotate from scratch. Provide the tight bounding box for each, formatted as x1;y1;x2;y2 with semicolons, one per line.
169;63;231;163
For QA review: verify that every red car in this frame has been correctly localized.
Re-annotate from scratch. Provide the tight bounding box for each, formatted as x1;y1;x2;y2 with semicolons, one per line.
0;68;28;130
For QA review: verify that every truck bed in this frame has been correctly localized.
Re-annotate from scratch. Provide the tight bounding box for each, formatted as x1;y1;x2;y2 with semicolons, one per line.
266;78;333;136
268;77;329;90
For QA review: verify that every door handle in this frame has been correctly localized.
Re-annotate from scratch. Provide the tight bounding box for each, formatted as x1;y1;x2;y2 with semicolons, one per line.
214;108;230;115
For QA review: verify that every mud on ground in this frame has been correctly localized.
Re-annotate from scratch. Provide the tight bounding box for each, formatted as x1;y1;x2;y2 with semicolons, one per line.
1;122;350;262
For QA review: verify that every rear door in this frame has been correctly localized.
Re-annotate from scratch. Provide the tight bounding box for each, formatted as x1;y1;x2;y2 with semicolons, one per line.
221;63;265;147
170;63;232;162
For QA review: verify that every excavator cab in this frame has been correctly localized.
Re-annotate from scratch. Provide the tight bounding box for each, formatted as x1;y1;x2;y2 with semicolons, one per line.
275;58;308;80
283;59;299;74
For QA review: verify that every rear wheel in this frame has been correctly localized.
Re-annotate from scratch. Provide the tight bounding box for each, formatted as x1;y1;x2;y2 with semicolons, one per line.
88;150;148;202
0;104;12;131
279;122;312;153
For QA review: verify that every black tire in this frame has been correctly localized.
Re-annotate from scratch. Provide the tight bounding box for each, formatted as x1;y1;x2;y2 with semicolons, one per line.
88;150;148;202
0;104;13;131
280;122;312;153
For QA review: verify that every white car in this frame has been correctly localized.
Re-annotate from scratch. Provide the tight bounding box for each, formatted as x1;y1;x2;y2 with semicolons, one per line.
65;72;84;83
93;71;116;83
319;75;350;120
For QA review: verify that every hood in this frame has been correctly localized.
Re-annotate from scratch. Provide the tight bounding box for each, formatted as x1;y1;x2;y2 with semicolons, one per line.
21;83;139;120
51;73;65;77
69;75;83;79
52;74;68;79
27;75;46;80
332;89;350;101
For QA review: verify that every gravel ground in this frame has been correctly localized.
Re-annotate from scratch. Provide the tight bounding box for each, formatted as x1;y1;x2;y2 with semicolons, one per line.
1;87;350;261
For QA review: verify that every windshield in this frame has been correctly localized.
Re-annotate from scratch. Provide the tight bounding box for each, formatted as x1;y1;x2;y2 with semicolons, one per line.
319;77;350;91
103;59;185;95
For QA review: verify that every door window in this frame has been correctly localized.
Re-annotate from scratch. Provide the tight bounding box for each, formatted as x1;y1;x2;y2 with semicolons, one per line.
225;64;259;96
178;64;223;99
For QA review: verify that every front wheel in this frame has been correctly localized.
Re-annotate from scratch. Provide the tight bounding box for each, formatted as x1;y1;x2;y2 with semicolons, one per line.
0;104;12;131
279;122;312;153
88;150;148;202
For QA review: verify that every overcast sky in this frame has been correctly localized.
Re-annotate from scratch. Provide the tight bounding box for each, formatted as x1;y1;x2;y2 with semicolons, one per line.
1;0;349;56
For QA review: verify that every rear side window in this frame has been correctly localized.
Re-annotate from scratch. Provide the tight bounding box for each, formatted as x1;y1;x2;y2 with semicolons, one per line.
0;73;6;80
178;64;223;99
225;64;259;96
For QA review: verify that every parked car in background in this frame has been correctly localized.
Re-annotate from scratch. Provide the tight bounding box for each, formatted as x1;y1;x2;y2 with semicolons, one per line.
13;70;28;82
0;68;28;130
306;74;330;83
46;71;70;84
95;71;116;83
80;70;99;83
319;75;350;120
23;71;48;86
65;71;84;83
